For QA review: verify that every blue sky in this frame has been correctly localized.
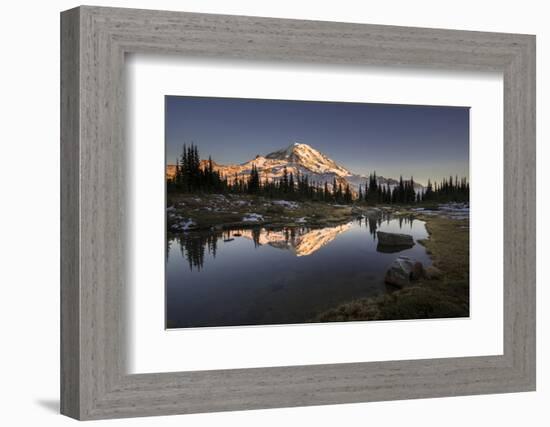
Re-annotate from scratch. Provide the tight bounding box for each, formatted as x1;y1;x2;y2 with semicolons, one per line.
166;96;469;185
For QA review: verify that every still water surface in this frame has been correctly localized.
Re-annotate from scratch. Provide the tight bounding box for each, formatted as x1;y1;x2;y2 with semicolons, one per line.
166;214;431;328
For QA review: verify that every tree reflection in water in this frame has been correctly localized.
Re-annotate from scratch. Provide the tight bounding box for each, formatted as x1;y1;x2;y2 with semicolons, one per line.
363;212;416;238
170;213;419;271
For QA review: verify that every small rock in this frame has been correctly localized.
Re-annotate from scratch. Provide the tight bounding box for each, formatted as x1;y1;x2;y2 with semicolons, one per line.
412;261;424;279
425;266;443;279
384;256;424;287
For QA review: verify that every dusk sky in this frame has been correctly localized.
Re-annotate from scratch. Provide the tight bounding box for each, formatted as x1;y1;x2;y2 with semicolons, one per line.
165;96;469;185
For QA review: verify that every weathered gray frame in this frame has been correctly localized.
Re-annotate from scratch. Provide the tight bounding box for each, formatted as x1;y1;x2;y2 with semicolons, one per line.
61;5;536;420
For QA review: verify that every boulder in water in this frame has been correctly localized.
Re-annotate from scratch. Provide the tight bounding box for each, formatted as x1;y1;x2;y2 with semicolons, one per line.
377;231;414;246
377;231;414;253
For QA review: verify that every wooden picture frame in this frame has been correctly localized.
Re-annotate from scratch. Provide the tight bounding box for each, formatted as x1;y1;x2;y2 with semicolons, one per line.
60;5;536;420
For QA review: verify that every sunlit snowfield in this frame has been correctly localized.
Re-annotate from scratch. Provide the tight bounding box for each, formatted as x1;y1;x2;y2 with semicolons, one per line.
166;213;431;328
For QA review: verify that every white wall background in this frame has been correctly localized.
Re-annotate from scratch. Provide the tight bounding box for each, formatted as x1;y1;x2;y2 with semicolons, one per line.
0;0;546;425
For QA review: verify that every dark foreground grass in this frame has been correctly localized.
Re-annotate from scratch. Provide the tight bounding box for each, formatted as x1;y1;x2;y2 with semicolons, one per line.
315;215;469;322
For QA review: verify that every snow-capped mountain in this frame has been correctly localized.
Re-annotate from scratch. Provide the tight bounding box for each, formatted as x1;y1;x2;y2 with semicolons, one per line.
167;142;424;193
264;142;351;177
196;142;358;190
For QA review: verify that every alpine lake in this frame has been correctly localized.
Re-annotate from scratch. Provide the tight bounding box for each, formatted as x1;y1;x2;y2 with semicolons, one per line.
164;195;453;329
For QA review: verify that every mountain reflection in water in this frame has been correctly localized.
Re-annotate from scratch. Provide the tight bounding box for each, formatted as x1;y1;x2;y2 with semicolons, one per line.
166;213;430;328
172;213;419;271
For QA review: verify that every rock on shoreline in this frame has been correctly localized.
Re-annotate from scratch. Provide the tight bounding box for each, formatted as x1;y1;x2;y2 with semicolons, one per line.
384;256;424;287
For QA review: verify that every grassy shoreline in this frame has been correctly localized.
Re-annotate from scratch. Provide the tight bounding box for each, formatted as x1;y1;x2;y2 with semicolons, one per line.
167;193;361;231
314;214;469;322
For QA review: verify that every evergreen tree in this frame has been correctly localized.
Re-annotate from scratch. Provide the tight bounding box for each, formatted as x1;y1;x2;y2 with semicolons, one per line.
424;179;433;201
398;175;404;203
344;184;352;203
289;172;295;194
336;183;343;202
282;167;289;193
248;164;260;193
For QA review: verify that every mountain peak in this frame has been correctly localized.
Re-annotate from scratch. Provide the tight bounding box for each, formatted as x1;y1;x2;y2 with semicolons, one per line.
265;142;350;177
269;142;312;157
289;141;311;150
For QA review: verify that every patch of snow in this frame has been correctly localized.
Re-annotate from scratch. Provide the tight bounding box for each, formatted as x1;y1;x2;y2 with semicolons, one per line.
439;203;469;213
296;217;307;223
272;200;299;209
418;203;469;220
449;215;469;220
420;210;439;216
167;209;183;218
242;213;264;222
172;218;196;231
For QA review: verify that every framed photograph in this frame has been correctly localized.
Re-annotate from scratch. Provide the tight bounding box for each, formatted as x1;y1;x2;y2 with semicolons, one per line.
61;6;536;420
